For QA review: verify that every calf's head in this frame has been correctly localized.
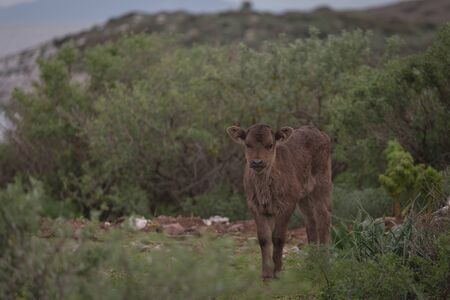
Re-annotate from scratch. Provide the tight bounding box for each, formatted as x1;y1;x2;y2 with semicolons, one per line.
227;124;293;173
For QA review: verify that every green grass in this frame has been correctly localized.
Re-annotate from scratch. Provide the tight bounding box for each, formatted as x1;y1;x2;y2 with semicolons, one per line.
21;221;313;299
2;181;449;299
4;216;450;299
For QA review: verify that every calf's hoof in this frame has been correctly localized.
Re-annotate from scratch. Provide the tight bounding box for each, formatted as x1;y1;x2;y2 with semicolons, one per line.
261;271;275;281
273;271;282;279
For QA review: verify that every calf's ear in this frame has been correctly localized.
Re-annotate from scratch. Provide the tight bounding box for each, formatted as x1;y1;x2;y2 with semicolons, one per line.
275;126;294;143
227;126;246;144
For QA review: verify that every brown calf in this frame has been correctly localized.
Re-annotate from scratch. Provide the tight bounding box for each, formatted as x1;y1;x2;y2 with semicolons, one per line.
227;124;332;279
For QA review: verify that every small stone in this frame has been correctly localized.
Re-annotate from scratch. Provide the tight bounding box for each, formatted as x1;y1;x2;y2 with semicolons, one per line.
100;221;111;230
162;223;185;236
228;223;244;232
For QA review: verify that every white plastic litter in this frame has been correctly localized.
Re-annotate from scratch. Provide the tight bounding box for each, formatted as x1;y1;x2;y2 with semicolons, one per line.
130;216;148;230
289;246;302;255
433;197;450;217
202;215;230;226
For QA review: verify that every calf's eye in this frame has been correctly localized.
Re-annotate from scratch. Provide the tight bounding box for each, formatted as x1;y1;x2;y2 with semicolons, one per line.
246;144;252;149
266;144;273;150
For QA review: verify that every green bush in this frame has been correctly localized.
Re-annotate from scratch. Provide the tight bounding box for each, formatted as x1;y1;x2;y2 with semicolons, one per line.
82;29;376;216
182;185;249;221
0;180;42;255
5;29;372;215
0;45;91;216
0;180;109;299
332;213;416;261
330;209;450;299
330;25;450;187
1;25;449;219
413;233;450;299
332;185;391;221
182;187;251;221
323;254;415;299
379;140;444;217
0;181;259;299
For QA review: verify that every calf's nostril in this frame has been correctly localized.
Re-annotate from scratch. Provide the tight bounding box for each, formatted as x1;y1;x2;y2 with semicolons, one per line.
251;160;264;168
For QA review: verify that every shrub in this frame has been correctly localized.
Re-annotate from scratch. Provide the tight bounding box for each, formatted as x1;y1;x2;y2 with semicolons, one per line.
413;233;450;299
331;208;450;299
332;185;391;221
330;24;450;187
1;25;449;219
82;30;374;216
0;45;91;216
322;254;415;299
333;214;418;263
182;185;249;221
379;140;444;217
0;181;259;299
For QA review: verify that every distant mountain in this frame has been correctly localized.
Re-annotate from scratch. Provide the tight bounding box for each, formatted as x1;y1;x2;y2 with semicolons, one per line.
367;0;450;24
0;0;236;23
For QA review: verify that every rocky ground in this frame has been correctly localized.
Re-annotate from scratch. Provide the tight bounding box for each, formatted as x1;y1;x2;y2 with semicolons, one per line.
39;215;309;248
38;213;415;248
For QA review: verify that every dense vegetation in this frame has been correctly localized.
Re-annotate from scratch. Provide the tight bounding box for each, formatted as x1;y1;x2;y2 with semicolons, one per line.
0;12;449;299
2;24;449;220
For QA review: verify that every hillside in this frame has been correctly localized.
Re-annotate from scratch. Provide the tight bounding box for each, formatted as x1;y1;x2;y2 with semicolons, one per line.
0;0;234;23
0;0;449;104
367;0;450;24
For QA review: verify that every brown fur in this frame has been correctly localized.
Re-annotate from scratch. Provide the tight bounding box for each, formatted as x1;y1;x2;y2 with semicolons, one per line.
227;124;332;279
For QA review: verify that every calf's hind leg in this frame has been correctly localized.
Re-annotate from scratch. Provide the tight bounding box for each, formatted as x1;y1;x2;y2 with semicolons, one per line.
312;186;332;244
298;197;319;244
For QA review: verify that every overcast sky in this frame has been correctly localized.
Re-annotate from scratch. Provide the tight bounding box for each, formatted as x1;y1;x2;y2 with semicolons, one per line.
0;0;33;7
225;0;398;10
0;0;399;10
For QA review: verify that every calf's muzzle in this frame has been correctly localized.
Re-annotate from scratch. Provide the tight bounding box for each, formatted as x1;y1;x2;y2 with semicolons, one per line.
250;159;265;170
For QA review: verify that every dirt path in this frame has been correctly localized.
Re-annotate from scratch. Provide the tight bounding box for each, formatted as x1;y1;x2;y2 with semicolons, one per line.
145;216;307;246
44;216;308;246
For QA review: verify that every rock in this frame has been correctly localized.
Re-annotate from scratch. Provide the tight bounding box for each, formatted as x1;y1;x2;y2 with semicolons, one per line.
228;223;244;232
283;246;302;258
155;215;178;225
100;221;111;229
197;226;209;235
382;217;402;230
162;223;185;235
145;222;162;232
183;226;203;236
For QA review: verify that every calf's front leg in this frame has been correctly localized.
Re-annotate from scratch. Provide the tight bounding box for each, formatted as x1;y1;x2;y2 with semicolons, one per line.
272;207;295;277
253;214;275;279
